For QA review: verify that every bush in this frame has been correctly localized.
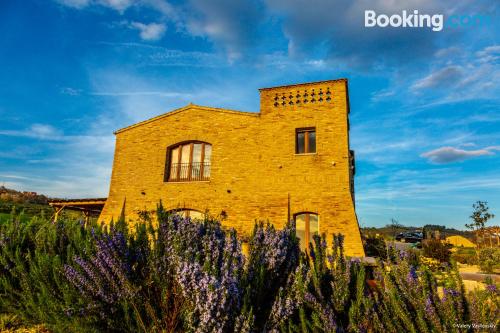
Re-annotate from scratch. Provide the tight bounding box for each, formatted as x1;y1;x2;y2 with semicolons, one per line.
478;247;500;274
363;234;387;258
1;205;499;332
451;247;478;265
422;239;452;263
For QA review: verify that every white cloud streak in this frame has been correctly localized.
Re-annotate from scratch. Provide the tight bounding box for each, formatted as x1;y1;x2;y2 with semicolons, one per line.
0;124;63;140
420;146;497;164
130;22;166;41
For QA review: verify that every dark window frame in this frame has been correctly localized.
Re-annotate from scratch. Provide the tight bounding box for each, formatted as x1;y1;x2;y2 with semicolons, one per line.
295;127;316;154
165;141;211;182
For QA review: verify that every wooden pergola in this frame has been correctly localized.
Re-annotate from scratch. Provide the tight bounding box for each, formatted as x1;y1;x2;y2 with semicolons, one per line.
48;198;107;223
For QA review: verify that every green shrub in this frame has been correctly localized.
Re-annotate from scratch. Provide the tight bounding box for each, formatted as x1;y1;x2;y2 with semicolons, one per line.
363;234;387;258
451;247;478;265
422;239;452;263
478;247;500;274
0;214;103;332
1;207;499;332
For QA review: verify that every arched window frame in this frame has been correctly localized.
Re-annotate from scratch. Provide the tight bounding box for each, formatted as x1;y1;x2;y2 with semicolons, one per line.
165;141;212;182
294;212;319;251
167;208;204;220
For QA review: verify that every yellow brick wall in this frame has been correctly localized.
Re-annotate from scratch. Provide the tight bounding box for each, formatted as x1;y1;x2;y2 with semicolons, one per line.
99;79;365;256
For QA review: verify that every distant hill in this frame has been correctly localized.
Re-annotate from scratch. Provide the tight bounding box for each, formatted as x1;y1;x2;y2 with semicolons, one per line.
0;186;49;204
0;186;52;221
361;224;473;240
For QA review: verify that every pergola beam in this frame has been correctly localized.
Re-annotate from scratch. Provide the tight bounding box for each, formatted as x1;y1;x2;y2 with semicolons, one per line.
48;198;107;222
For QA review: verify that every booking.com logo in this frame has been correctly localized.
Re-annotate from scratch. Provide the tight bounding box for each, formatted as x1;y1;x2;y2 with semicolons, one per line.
365;10;492;32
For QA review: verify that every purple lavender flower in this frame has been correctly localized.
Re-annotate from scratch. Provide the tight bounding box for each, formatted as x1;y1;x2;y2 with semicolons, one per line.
486;284;498;293
407;265;418;283
425;297;433;314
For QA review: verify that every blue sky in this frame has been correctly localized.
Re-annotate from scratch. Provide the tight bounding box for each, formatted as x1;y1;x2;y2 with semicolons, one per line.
0;0;499;229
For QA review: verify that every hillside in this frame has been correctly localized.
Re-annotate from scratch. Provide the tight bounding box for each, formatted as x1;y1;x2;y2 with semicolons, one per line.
0;186;52;222
361;224;473;240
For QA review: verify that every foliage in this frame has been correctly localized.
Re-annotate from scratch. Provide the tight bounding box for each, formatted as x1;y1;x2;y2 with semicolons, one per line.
1;206;499;333
466;201;495;245
422;239;452;263
0;186;49;205
478;247;500;274
451;247;478;265
362;225;472;241
423;224;446;240
0;201;52;224
388;218;404;239
363;234;387;259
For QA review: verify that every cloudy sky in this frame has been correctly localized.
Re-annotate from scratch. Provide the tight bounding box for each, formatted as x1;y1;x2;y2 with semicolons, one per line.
0;0;498;229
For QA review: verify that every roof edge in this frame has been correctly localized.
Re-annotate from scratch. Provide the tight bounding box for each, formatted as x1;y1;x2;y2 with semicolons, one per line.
258;78;348;91
114;104;258;134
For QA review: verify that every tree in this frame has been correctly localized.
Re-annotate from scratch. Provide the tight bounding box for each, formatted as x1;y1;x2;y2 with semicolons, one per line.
466;201;495;247
484;225;500;247
389;218;404;239
423;224;445;240
491;225;500;246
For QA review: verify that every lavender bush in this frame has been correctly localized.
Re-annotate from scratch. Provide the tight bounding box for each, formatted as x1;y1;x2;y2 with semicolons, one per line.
1;203;499;332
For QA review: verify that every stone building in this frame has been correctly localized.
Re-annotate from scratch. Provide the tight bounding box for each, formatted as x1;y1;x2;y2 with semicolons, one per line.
99;79;364;256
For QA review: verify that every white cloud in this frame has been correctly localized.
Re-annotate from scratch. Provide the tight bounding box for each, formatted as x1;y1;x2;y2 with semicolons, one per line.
184;0;262;60
60;87;82;96
55;0;91;9
0;124;63;140
98;0;133;12
0;126;115;198
476;45;500;63
411;66;463;90
130;22;167;41
90;90;192;97
405;44;500;105
143;0;177;18
357;174;500;201
420;146;496;164
55;0;133;11
370;88;395;103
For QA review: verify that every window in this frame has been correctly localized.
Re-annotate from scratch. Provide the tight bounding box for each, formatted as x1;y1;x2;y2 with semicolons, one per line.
169;209;204;220
296;128;316;154
294;213;319;251
167;142;211;181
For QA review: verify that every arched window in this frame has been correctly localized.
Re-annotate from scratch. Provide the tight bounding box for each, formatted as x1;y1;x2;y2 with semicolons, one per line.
294;212;319;251
168;209;204;220
166;142;211;182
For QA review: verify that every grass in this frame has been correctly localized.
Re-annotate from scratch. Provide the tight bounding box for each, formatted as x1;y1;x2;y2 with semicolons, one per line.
0;314;49;333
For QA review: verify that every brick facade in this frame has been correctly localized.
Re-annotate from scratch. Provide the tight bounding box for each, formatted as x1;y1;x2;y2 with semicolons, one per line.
99;79;365;256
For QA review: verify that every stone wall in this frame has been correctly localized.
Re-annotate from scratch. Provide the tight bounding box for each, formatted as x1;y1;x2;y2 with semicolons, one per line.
99;79;365;256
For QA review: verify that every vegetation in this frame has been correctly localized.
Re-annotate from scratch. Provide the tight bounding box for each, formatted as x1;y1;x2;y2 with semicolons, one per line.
1;204;499;333
478;247;500;274
361;224;472;241
0;186;49;205
0;186;52;224
422;239;452;263
362;234;387;259
451;247;478;266
466;201;495;247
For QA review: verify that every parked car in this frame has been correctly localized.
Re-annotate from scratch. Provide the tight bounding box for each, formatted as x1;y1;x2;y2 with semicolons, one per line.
395;231;423;243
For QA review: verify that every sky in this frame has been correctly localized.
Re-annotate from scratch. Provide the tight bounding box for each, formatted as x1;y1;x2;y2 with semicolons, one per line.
0;0;499;229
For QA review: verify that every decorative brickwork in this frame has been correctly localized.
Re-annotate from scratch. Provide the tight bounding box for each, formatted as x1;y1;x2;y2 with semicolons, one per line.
99;79;365;256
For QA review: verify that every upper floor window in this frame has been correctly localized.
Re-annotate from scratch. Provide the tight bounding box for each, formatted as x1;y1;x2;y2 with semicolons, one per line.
295;212;319;251
296;128;316;154
167;142;211;182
